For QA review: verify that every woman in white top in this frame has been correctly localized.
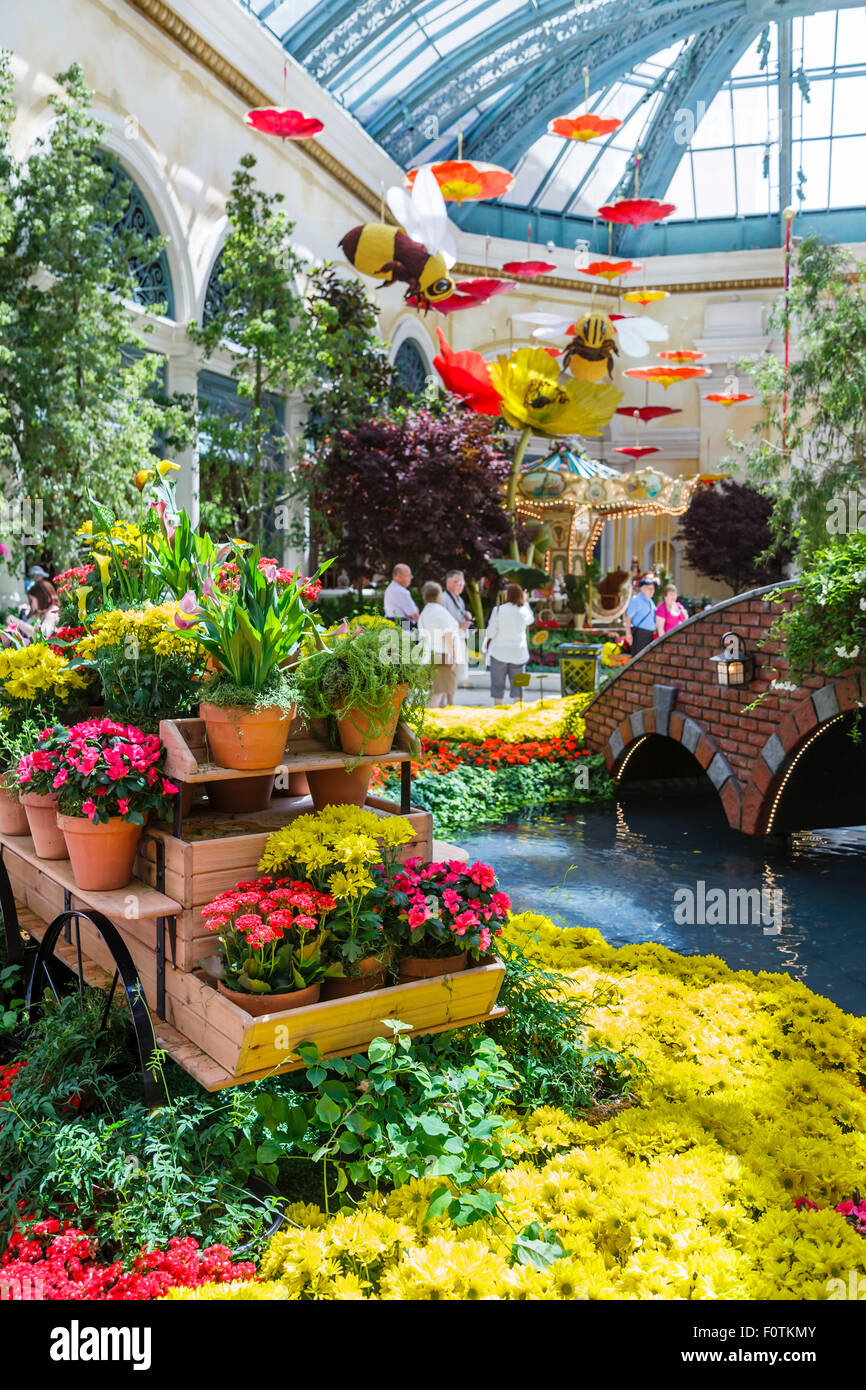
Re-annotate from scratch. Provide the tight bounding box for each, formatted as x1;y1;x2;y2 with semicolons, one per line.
417;581;461;707
483;583;534;702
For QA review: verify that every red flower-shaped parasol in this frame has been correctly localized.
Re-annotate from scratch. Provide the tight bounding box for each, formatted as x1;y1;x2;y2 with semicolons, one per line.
245;108;324;139
500;260;557;278
704;393;755;408
659;350;704;362
615;446;660;459
597;199;676;226
408;278;516;314
549;114;622;142
615;406;682;423
580;258;641;282
432;328;501;414
622;289;669;307
406;161;514;203
624;366;711;389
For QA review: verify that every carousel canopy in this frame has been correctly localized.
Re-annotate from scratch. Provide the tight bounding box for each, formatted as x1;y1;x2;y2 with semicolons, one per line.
241;2;866;255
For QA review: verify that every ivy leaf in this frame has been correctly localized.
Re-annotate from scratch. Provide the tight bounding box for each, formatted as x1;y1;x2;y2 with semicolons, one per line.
423;1185;455;1225
509;1222;569;1271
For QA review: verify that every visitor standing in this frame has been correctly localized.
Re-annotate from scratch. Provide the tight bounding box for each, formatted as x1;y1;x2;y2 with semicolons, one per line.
418;581;460;707
484;583;534;702
383;563;419;626
624;573;657;656
655;583;688;639
441;569;472;682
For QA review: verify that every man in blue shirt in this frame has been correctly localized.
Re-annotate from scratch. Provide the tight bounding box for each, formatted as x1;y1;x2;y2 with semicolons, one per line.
624;573;657;656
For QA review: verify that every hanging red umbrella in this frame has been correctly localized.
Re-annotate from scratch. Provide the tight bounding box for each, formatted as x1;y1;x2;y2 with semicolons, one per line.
406;160;514;203
597;199;676;226
245;108;324;139
704;392;755;408
615;445;661;459
622;289;669;307
624;365;711;389
615;406;682;423
500;260;557;278
579;258;641;282
659;349;705;362
549;114;622;142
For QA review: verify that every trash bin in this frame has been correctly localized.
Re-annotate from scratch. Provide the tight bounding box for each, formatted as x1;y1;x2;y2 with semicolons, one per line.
558;642;603;697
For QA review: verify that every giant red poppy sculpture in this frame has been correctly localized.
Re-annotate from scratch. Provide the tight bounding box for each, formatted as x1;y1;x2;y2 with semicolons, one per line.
580;258;641;282
597;198;676;226
406;161;514;203
245;108;324;139
549;114;622;142
500;260;557;278
432;329;501;414
624;365;711;389
615;405;682;423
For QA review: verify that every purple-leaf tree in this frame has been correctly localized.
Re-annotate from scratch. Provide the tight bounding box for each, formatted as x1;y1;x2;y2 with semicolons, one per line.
678;478;793;594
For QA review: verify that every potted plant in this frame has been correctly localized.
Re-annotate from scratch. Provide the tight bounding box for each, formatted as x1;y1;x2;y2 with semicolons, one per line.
201;876;336;1016
179;544;326;773
74;602;209;733
290;622;432;799
257;804;418;995
0;718;44;837
17;719;179;888
385;857;509;980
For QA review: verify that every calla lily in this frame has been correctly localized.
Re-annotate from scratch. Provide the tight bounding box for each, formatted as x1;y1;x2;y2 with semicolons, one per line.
157;459;180;478
75;586;92;623
200;573;215;599
93;553;111;586
174;591;201;630
134;469;154;491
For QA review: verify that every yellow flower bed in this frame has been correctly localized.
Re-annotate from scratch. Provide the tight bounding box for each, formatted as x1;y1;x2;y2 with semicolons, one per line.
422;694;590;744
178;914;866;1300
75;603;206;661
0;643;87;702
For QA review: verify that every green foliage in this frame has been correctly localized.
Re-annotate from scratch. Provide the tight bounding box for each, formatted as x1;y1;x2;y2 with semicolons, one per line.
380;753;613;839
735;235;866;554
0;960;25;1037
189;155;328;544
0;58;190;567
765;533;866;685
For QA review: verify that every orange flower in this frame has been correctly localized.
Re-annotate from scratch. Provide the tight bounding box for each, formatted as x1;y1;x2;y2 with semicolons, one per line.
405;160;513;203
549;114;622;142
624;366;712;389
658;350;704;362
704;393;755;408
622;289;669;306
581;258;641;282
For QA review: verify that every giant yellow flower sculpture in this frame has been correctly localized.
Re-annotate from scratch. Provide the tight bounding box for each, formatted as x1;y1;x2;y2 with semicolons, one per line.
488;346;620;438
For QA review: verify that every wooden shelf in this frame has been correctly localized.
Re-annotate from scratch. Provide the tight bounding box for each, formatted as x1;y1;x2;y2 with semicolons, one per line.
0;832;181;921
167;748;411;786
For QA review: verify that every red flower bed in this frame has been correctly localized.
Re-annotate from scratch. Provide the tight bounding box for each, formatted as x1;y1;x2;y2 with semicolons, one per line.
372;736;589;785
0;1063;23;1106
0;1219;257;1300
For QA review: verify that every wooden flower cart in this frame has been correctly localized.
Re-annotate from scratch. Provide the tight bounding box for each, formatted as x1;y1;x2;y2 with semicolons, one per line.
0;718;506;1105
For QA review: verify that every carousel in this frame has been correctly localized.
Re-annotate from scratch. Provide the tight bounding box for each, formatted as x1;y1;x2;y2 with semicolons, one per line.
516;443;709;624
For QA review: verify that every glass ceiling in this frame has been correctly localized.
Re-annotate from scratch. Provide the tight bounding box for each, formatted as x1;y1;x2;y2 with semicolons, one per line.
238;1;866;252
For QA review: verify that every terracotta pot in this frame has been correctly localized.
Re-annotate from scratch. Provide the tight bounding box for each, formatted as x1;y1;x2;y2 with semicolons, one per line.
217;979;320;1017
58;814;142;891
336;684;408;758
321;956;387;999
306;764;372;811
208;774;275;814
271;770;309;799
20;791;68;860
200;702;294;771
0;783;28;836
397;951;467;982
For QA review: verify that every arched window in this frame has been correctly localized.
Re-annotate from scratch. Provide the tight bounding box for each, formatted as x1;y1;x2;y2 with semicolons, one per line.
393;338;430;395
102;157;175;317
203;251;227;326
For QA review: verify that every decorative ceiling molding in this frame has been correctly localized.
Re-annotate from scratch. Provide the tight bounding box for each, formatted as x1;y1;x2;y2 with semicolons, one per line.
453;263;785;294
120;0;387;218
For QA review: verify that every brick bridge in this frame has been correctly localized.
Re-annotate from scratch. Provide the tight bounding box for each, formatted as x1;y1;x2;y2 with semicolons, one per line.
583;583;866;835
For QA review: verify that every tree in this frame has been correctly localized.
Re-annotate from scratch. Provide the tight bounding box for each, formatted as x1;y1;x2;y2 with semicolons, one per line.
319;402;512;618
678;478;793;594
188;155;327;545
736;235;866;554
0;59;188;569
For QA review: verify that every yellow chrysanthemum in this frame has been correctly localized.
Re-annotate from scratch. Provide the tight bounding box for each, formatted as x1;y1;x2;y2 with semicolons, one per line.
488;347;621;438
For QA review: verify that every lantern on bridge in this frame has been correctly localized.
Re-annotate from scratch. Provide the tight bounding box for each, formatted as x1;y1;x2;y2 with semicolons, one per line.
710;631;754;687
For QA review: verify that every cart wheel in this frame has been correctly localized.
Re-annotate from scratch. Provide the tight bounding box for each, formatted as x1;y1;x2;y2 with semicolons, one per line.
26;907;166;1108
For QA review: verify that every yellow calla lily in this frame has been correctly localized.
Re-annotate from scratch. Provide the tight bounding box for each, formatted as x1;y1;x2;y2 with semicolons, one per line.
93;553;111;586
156;459;180;479
134;468;155;491
488;346;621;438
75;585;93;622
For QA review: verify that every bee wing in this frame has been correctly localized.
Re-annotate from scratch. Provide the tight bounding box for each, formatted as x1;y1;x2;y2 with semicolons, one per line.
610;314;669;358
388;168;457;266
510;312;572;328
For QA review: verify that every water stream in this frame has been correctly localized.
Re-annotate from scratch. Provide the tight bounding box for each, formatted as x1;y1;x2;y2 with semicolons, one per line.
456;790;866;1014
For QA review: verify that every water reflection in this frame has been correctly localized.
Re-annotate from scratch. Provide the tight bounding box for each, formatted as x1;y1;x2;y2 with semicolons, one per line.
458;791;866;1014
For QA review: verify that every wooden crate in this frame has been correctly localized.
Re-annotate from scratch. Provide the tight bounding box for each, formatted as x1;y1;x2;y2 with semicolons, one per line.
135;796;432;971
